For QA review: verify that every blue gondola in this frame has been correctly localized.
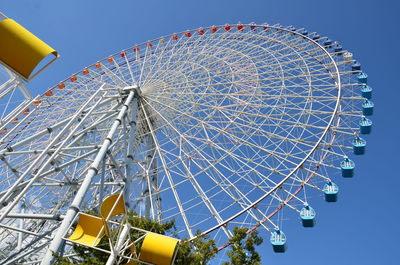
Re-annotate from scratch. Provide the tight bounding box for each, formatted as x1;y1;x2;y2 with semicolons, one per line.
351;61;361;71
353;137;367;155
323;182;339;202
362;100;374;116
311;32;320;40
287;25;296;31
357;72;368;84
300;206;316;227
270;230;287;253
344;52;353;63
359;117;372;134
361;85;372;99
333;44;343;54
340;158;355;178
323;38;332;47
297;28;308;35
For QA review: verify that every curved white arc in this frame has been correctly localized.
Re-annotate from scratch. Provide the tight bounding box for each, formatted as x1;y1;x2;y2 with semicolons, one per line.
196;30;342;238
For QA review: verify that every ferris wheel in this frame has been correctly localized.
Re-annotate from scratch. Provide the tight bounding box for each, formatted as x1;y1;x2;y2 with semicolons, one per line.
0;22;374;265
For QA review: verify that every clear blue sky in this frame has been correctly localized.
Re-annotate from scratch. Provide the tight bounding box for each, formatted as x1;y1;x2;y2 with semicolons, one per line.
2;0;399;264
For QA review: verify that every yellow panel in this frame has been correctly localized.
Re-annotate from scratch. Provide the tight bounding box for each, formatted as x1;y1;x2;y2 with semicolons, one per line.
100;194;126;220
0;18;57;79
68;225;84;241
68;213;104;247
139;233;179;265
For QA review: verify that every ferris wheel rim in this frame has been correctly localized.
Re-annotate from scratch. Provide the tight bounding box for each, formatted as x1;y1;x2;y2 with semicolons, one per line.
54;23;343;238
173;24;343;238
0;22;366;263
13;23;344;235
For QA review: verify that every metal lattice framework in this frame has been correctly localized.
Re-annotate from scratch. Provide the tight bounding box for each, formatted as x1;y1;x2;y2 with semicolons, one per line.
0;23;371;264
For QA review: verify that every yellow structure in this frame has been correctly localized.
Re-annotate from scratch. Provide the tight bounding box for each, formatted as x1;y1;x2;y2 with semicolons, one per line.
0;17;58;81
67;213;105;247
100;193;127;237
66;194;180;264
100;193;127;219
139;233;179;265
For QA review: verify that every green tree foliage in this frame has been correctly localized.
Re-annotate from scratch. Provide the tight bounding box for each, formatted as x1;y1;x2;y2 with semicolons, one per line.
55;211;262;265
222;227;263;265
174;233;217;265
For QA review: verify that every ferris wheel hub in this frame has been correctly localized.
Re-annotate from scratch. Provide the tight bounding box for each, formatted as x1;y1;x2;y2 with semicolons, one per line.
121;84;138;91
140;85;154;96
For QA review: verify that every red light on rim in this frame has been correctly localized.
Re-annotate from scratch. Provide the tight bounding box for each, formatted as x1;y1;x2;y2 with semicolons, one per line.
95;62;101;68
45;90;53;97
82;69;89;75
133;47;139;52
58;83;65;89
237;24;244;31
198;28;205;35
172;34;178;40
147;42;153;48
107;57;114;63
120;51;126;57
211;26;217;33
225;25;231;31
70;76;77;82
185;32;191;38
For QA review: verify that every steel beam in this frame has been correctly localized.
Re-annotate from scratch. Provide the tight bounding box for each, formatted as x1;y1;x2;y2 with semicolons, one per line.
40;87;137;265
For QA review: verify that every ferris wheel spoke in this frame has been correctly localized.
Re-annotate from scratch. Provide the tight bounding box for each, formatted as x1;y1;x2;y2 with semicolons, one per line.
142;97;279;227
142;46;260;90
139;99;196;238
138;39;187;88
147;93;328;120
95;63;130;88
146;95;321;161
145;55;334;92
142;96;305;226
171;146;235;237
148;74;335;100
145;96;316;178
141;32;250;83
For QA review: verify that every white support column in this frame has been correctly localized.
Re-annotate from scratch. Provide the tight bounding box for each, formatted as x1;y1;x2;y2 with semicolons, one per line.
144;136;154;219
16;198;24;250
105;224;131;265
99;155;106;211
125;96;138;209
40;88;137;265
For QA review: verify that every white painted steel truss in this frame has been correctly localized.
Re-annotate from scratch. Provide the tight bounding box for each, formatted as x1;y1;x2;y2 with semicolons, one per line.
0;23;367;264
